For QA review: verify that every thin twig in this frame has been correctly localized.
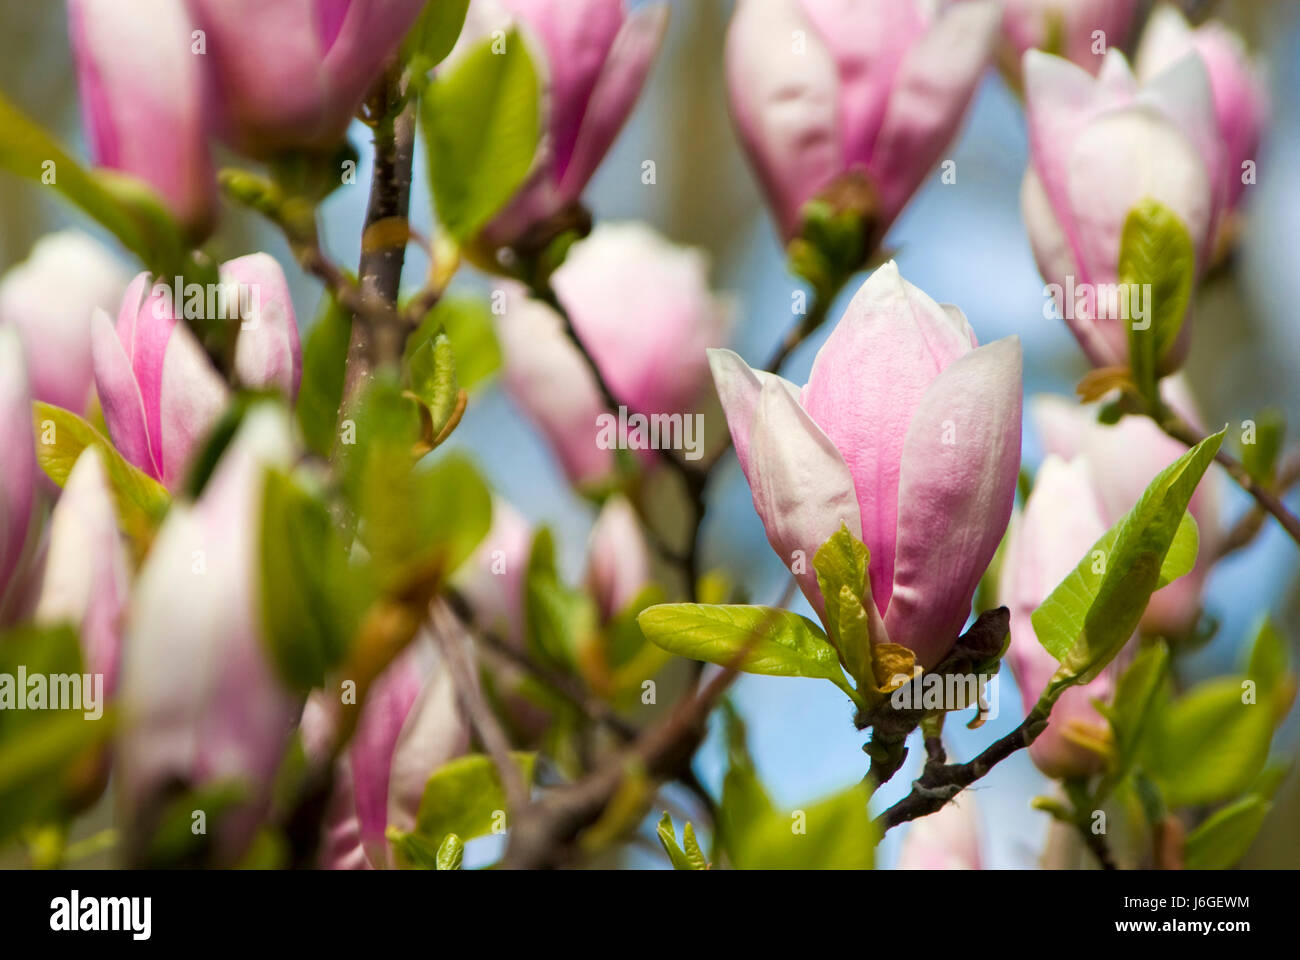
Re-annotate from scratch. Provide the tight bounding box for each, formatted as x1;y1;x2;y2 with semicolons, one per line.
1158;412;1300;550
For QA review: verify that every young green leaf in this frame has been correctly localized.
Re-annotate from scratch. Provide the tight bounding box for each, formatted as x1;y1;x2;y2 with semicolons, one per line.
405;296;501;392
404;0;472;77
1118;199;1195;401
1183;795;1271;870
523;528;598;670
1031;430;1222;694
407;332;459;432
1144;676;1275;808
656;812;708;870
1097;641;1169;792
435;833;465;871
31;402;170;557
1240;407;1284;488
422;29;540;241
259;469;371;691
297;293;352;458
637;603;862;705
403;753;535;852
1247;616;1288;697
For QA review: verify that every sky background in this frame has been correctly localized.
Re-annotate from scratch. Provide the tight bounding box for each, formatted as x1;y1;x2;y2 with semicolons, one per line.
2;0;1298;868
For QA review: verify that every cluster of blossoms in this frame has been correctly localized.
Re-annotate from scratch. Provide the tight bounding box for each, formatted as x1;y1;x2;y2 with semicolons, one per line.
0;0;1280;872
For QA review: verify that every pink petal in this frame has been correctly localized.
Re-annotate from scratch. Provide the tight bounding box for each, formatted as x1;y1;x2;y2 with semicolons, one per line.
886;337;1022;669
706;347;801;484
747;377;861;616
585;495;651;619
866;0;999;231
0;328;35;608
222;253;303;399
90;308;158;479
157;320;228;489
801;262;977;612
725;0;841;240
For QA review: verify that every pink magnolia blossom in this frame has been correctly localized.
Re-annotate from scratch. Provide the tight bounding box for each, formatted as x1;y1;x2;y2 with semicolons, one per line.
33;447;131;695
116;405;301;861
302;617;472;870
456;0;669;245
498;224;730;489
92;254;302;489
1137;4;1269;213
1000;454;1127;779
68;0;215;232
1031;378;1223;639
0;328;37;621
709;262;1022;669
992;0;1141;76
896;795;983;869
1021;48;1222;367
454;498;534;649
585;495;651;620
186;0;429;155
0;231;129;415
725;0;999;242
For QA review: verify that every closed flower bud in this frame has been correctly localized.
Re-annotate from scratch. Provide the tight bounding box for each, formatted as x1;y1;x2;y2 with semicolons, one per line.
92;255;302;489
457;0;669;246
1000;455;1127;779
725;0;999;243
0;231;129;415
185;0;429;155
993;0;1140;77
0;328;37;621
1021;48;1222;367
1137;4;1269;214
68;0;215;232
584;495;651;620
710;262;1022;668
116;405;300;862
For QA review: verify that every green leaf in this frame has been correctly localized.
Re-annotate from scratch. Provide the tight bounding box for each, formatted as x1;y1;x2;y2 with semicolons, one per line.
407;332;459;432
1183;795;1271;870
1118;198;1196;400
1247;616;1287;696
363;453;493;594
0;90;189;272
656;812;707;870
1240;407;1284;488
1098;641;1169;791
259;469;372;691
523;528;597;670
812;524;880;690
435;833;465;870
0;625;113;846
405;296;501;392
1144;677;1275;808
401;753;535;854
637;603;861;706
422;29;540;241
32;402;170;556
1031;431;1222;692
297;293;352;458
404;0;472;76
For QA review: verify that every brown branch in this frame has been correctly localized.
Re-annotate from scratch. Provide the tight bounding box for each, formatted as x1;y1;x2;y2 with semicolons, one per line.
347;66;418;394
1213;446;1300;560
1158;413;1300;551
875;700;1051;833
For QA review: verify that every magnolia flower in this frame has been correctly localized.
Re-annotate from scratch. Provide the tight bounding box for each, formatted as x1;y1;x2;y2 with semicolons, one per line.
1000;454;1127;779
709;262;1022;669
302;621;472;870
725;0;999;243
0;231;129;415
34;447;131;695
456;0;669;246
1022;49;1222;368
991;0;1140;76
68;0;215;232
454;498;534;649
0;328;37;620
498;224;730;488
585;495;651;620
1137;4;1268;214
1031;378;1223;639
92;254;302;489
896;795;983;869
116;405;300;861
185;0;429;155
